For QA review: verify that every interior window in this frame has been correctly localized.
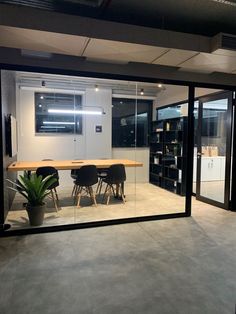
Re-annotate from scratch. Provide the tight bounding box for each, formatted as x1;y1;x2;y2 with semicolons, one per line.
35;92;82;134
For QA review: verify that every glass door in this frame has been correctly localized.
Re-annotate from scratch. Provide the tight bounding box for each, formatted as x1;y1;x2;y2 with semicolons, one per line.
196;92;232;209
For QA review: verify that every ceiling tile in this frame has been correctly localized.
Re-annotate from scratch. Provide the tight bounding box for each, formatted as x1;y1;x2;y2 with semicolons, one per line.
83;38;169;63
179;52;236;73
0;26;89;56
152;49;198;66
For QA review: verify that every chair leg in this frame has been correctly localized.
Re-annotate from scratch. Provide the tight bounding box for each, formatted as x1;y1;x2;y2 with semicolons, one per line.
98;179;104;195
54;188;59;201
51;190;58;212
106;185;111;205
71;184;76;197
102;184;109;203
73;185;78;204
77;186;82;207
96;179;101;194
115;184;119;197
89;186;97;206
111;185;115;197
120;184;125;204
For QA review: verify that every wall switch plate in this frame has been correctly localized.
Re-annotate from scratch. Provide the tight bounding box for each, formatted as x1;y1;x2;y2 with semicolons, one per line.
95;125;102;133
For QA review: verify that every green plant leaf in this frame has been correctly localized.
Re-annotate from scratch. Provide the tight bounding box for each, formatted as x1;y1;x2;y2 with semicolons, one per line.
7;172;57;206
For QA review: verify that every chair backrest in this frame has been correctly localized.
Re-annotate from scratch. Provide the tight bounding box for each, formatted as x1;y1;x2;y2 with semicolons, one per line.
75;165;98;186
41;159;59;178
36;166;59;189
71;159;82;178
71;169;79;179
106;164;126;184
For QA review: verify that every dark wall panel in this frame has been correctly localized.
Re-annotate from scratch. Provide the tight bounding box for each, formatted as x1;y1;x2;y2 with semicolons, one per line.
0;70;17;227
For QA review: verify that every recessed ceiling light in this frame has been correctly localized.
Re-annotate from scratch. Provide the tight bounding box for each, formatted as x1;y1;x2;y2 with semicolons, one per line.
95;85;99;92
140;89;144;96
157;83;163;88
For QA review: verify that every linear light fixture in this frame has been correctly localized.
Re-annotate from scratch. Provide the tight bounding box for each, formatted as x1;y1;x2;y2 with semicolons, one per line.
48;109;103;115
43;121;75;125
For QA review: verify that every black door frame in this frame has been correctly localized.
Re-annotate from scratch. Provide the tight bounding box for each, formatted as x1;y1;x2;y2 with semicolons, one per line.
196;91;233;209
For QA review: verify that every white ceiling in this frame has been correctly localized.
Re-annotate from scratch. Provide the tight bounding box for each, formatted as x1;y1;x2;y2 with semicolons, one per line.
1;25;236;75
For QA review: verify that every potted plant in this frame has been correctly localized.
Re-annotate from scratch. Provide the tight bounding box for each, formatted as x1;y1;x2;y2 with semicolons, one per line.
7;173;56;226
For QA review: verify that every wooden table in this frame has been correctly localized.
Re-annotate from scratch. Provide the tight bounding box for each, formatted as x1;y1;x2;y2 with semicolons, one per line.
7;159;143;172
8;159;143;198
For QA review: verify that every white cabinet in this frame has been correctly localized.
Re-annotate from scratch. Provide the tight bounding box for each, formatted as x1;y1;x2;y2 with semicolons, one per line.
193;156;225;182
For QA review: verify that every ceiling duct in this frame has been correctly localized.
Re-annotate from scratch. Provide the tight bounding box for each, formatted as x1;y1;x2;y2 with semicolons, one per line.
211;32;236;56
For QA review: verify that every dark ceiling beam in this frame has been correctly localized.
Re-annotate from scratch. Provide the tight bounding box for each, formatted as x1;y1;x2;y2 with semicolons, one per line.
1;47;236;88
99;0;112;17
0;3;211;53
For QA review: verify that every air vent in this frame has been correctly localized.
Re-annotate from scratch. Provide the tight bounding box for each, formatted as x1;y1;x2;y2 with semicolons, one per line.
21;49;52;59
65;0;105;7
211;33;236;56
221;34;236;50
1;0;105;10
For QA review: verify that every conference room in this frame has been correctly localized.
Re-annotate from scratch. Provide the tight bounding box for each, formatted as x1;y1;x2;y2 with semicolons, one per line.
3;69;191;230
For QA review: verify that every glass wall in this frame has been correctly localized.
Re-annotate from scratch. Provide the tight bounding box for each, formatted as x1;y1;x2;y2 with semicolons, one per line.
3;71;189;231
147;84;188;215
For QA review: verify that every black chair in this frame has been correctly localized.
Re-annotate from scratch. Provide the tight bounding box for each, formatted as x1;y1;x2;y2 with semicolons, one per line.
96;168;108;195
74;165;98;207
36;166;60;212
102;164;126;205
71;169;80;196
70;159;82;196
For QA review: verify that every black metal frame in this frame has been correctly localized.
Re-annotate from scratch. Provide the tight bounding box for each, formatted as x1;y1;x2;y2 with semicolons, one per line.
230;94;236;211
185;86;195;216
196;91;233;209
0;61;233;236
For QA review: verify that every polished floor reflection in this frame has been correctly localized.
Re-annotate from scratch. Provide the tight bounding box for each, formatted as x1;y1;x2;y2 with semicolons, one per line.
200;181;225;203
6;183;185;230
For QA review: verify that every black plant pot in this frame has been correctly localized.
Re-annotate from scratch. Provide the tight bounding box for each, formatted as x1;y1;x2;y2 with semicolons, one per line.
27;204;46;226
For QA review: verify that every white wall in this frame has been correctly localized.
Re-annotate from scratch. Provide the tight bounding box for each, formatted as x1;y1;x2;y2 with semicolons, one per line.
16;86;149;185
16;87;112;185
84;88;112;159
112;148;149;183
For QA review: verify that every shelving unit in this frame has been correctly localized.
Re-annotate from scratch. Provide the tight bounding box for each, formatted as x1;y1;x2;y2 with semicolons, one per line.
149;117;187;195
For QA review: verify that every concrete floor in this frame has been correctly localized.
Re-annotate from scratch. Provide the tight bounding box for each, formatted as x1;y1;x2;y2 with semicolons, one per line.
6;183;185;229
1;202;236;314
